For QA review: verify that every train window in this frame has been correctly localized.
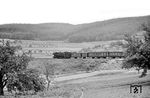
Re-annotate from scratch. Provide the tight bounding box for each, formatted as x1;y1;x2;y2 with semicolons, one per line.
103;52;105;56
106;52;108;56
104;52;106;56
102;52;104;56
116;52;118;55
112;52;115;55
116;53;118;55
110;52;112;55
112;52;114;55
99;52;102;56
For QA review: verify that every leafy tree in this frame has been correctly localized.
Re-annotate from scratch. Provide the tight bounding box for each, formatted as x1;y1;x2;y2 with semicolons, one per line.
123;23;150;77
0;41;45;96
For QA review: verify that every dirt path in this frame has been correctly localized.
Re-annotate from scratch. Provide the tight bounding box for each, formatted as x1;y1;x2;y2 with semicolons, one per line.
58;71;145;84
54;70;128;82
54;70;149;84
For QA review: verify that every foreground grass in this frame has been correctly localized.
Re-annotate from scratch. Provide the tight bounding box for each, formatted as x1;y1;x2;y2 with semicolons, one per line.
2;71;150;98
1;85;82;98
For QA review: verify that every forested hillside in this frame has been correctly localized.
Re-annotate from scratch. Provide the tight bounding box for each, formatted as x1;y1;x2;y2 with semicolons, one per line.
0;15;150;42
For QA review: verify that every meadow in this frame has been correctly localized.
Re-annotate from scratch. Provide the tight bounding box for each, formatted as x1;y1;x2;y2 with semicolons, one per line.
28;58;123;75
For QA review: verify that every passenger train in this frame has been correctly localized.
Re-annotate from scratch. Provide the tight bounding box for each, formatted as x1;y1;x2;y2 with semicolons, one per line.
53;51;125;59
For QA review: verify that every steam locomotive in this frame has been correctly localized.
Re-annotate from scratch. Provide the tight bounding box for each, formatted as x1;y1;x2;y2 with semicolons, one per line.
53;51;125;59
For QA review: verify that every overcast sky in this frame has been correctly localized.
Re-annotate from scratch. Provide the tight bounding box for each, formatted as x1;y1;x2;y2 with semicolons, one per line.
0;0;150;25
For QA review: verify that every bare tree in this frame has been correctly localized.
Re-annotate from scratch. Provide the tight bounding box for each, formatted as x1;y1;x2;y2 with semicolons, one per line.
41;62;56;90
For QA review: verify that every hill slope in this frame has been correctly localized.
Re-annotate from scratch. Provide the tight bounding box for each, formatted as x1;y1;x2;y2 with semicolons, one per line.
0;15;150;42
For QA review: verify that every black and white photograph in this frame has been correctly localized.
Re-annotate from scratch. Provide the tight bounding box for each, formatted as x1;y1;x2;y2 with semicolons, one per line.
0;0;150;98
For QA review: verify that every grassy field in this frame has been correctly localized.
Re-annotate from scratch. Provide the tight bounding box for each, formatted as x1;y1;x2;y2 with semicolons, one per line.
28;58;123;75
76;74;150;98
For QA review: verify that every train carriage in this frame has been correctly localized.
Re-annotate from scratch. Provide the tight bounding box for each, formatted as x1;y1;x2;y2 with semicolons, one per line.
95;52;103;58
71;52;82;59
88;52;96;58
81;53;88;59
88;52;109;58
109;52;124;58
118;52;125;58
109;52;116;58
101;52;109;58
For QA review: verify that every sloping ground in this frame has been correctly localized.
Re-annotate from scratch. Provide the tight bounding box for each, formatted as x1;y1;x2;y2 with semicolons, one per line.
0;23;75;40
57;71;150;98
42;70;150;98
57;70;149;84
2;70;150;98
54;70;125;82
67;16;150;42
82;73;150;98
28;58;124;75
83;82;150;98
0;15;150;42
